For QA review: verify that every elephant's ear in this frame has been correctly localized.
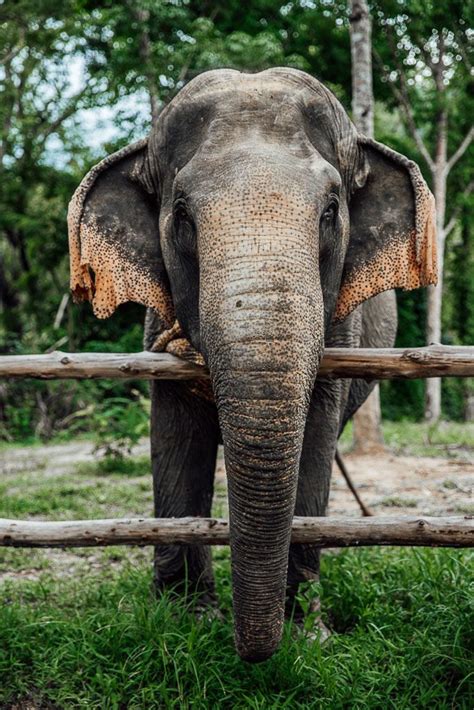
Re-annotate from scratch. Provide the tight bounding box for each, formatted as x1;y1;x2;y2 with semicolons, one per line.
68;139;175;327
334;136;437;322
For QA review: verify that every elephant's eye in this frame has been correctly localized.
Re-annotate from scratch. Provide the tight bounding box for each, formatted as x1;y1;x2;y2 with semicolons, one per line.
173;199;196;255
321;196;339;224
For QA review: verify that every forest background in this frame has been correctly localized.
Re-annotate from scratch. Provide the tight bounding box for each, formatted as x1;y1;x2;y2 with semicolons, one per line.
1;0;472;445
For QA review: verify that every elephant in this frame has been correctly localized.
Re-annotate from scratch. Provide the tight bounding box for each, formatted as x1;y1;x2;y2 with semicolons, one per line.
68;68;437;663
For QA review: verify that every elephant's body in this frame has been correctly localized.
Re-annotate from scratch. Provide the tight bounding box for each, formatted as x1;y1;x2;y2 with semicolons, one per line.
69;68;436;661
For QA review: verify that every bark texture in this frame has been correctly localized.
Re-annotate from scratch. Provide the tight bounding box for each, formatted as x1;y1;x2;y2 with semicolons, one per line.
424;99;447;421
352;384;385;453
1;346;473;380
349;0;385;451
349;0;374;139
1;516;472;548
131;5;160;124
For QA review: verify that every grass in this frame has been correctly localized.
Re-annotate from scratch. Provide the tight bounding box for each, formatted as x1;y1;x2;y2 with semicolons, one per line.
338;420;474;459
0;549;472;708
0;422;473;708
377;495;418;508
0;474;153;520
382;421;473;458
0;431;94;452
455;502;474;516
0;460;155;578
76;454;151;477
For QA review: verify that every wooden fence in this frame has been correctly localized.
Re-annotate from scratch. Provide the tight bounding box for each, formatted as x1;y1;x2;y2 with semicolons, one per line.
1;345;473;380
1;344;474;550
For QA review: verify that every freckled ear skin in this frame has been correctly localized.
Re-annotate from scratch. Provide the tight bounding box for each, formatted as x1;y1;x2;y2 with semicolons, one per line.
68;139;175;328
334;136;437;322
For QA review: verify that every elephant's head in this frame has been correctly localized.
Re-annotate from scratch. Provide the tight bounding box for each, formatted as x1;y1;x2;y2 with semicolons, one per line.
68;68;436;662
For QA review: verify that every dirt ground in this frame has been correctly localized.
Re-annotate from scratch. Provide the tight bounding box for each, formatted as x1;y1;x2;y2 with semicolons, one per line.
2;438;472;519
216;447;473;517
328;450;472;516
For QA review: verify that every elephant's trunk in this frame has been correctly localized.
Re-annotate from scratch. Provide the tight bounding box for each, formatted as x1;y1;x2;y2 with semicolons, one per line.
220;390;312;661
199;194;323;661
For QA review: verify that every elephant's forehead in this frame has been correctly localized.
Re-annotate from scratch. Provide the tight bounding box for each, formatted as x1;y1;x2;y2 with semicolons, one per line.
153;68;355;197
157;80;329;169
163;72;316;132
166;68;320;109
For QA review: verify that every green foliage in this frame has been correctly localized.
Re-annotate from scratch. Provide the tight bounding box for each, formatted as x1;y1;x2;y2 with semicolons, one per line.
1;316;148;442
381;290;427;421
443;209;474;420
89;391;150;460
371;0;473;421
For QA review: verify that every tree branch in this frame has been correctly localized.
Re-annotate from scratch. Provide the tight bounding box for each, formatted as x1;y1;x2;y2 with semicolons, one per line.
37;102;81;141
453;29;472;73
1;515;473;549
0;43;24;66
0;61;15;166
0;27;25;66
1;346;473;381
129;4;160;123
446;126;474;174
418;44;437;75
444;181;473;237
373;49;434;171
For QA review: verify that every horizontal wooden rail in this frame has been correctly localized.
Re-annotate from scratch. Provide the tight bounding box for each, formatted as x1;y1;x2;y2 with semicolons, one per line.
1;516;472;548
1;345;473;381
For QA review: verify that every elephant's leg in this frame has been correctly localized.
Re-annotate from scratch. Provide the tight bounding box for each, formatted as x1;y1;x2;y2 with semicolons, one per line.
286;377;343;637
286;313;360;633
151;380;220;605
339;291;397;432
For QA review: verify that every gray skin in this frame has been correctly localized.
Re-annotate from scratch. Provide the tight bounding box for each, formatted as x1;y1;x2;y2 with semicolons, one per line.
70;68;434;663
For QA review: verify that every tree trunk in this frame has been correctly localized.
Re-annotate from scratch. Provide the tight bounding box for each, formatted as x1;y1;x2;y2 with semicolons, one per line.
352;385;385;453
2;345;472;379
349;0;374;138
425;108;447;422
349;0;385;451
132;5;160;124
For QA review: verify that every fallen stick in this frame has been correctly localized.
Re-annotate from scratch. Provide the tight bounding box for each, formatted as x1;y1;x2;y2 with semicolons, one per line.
1;345;473;380
335;450;373;517
1;515;472;548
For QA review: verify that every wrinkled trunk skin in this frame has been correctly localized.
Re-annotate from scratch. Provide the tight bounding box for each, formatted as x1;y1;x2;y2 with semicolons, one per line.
221;390;313;661
199;193;323;661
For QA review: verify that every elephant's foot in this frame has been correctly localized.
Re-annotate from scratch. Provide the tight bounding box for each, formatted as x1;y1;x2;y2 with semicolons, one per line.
194;596;225;624
288;594;332;645
152;579;224;623
294;613;332;645
152;546;216;604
